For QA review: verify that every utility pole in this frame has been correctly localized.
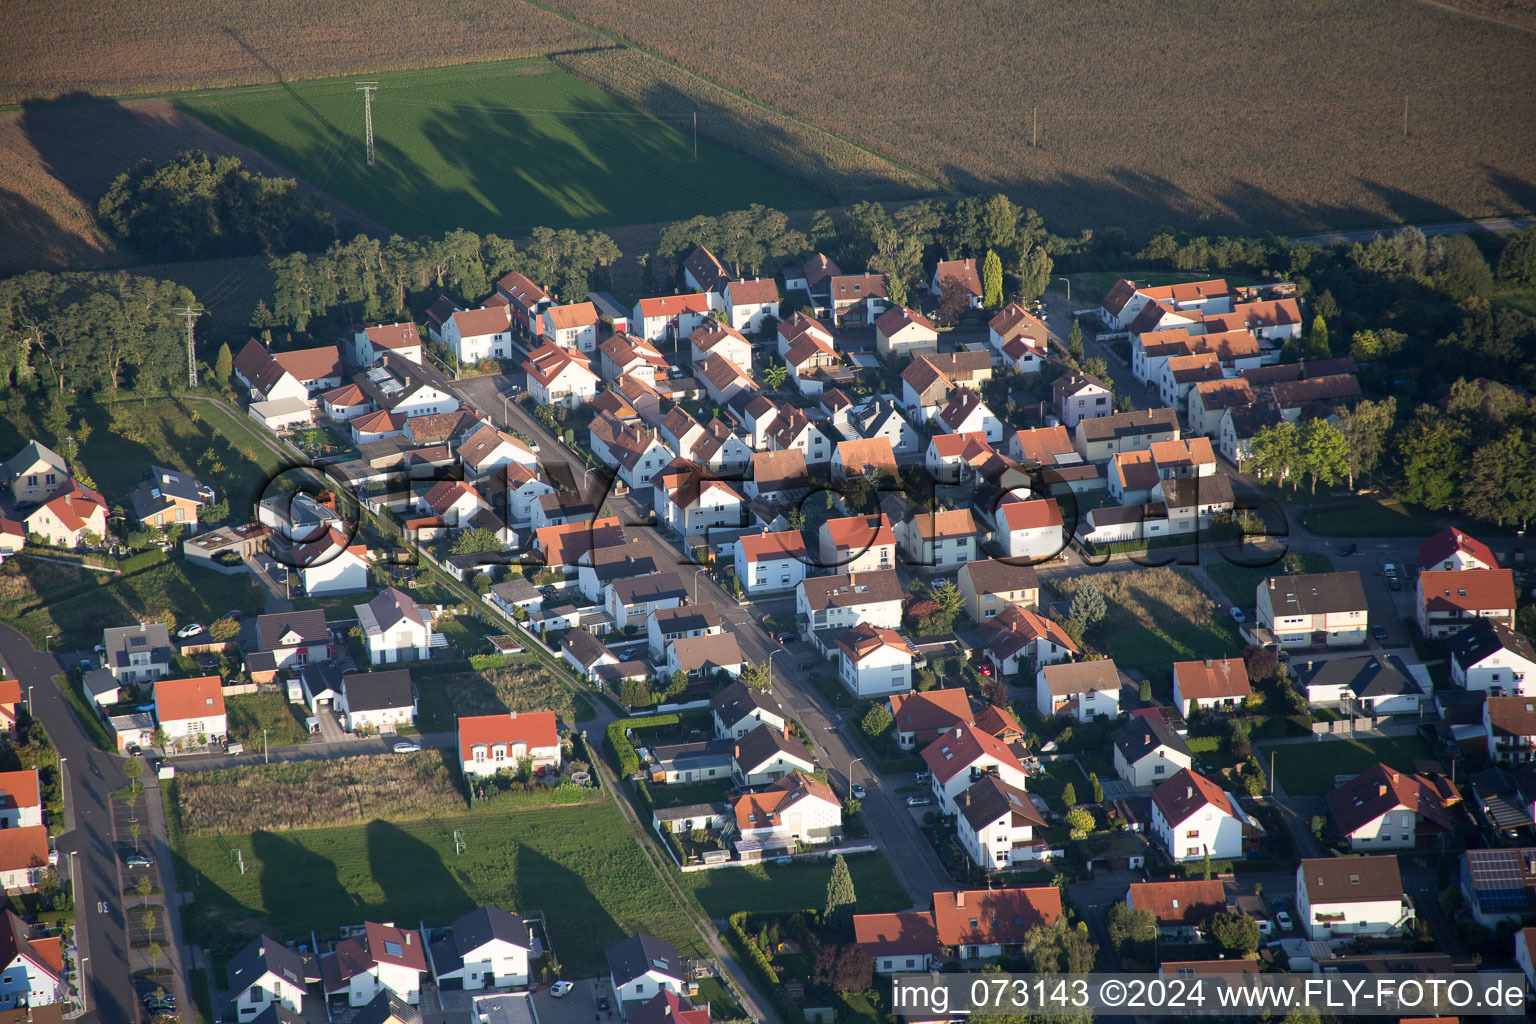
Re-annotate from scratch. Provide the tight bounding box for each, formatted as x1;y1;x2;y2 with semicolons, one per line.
692;111;698;162
357;82;379;166
175;306;203;388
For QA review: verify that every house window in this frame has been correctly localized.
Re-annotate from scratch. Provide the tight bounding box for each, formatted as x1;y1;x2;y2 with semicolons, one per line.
1184;829;1199;839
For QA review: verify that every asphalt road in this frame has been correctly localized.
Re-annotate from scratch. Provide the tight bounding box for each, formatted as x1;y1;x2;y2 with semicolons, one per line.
1285;216;1536;247
0;623;142;1024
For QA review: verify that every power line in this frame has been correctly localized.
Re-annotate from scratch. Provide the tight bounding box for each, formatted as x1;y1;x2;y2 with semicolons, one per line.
175;307;204;389
356;82;379;166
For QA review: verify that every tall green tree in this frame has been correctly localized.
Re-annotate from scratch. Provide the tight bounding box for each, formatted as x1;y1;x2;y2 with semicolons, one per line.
823;854;858;930
982;249;1005;308
1334;397;1397;489
214;342;233;383
1296;418;1349;494
1463;430;1536;529
1394;411;1470;509
1431;233;1494;300
1497;225;1536;285
1248;420;1301;490
1016;242;1053;302
1068;581;1106;627
1306;315;1331;359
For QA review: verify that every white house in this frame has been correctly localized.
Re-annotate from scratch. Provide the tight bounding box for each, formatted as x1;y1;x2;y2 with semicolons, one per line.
502;464;556;526
431;905;532;991
442;307;514;364
989;304;1047;370
977;604;1078;678
711;682;786;740
0;771;42;830
458;711;561;779
1112;715;1194;789
522;343;599;409
665;632;745;683
256;609;331;672
541;302;600;353
631;294;712;343
874;306;939;361
227;935;313;1022
818;514;897;575
289;528;370;596
0;909;61;1009
102;622;174;685
997;497;1065;561
1171;658;1251;716
1417;568;1517;640
935;388;1003;443
1035;660;1121;722
1295;856;1410;940
734;530;809;595
921;723;1029;816
153;674;227;747
340;669;417;733
422;479;491;528
1484;696;1536;765
232;338;309;405
320;921;427;1006
767;407;834;465
724;278;780;333
651;459;745;536
353;323;423;366
732;772;841;849
836;623;914;699
647;604;723;661
732;725;817;788
0;827;48;893
1324;762;1454;851
1053;371;1113;429
1150;769;1245;863
896;507;978;569
796;570;905;637
1255;571;1368;649
690;324;754;371
955;775;1050;870
1451;620;1536;696
355;588;432;666
605;572;686;631
1418;526;1500;574
853;911;940;975
606;934;683;1013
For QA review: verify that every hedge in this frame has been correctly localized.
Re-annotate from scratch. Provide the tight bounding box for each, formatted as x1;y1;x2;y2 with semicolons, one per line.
727;912;802;1024
603;712;686;777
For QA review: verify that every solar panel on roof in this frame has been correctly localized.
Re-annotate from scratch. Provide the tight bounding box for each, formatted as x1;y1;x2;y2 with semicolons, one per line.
1467;849;1533;910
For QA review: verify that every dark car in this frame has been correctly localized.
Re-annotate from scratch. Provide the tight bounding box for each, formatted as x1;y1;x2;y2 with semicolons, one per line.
1373;625;1388;641
1388;577;1403;591
773;632;796;645
596;995;611;1012
1338;543;1358;556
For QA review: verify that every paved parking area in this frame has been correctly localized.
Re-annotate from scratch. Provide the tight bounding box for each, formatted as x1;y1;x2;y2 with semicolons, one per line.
530;978;609;1024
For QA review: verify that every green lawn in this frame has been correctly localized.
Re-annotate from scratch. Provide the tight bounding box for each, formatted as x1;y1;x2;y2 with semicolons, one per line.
1058;569;1240;688
678;854;909;918
175;800;704;976
1269;735;1441;796
225;693;311;748
1299;499;1441;538
1204;552;1334;609
175;59;825;237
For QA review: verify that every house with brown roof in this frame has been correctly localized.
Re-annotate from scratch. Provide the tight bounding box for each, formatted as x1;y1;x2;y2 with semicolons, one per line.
522;343;599;409
724;277;781;333
1485;696;1536;764
598;332;669;385
1036;660;1121;722
1125;880;1226;941
352;322;423;366
929;886;1063;960
696;352;759;406
921;723;1029;815
1203;297;1302;342
767;406;836;465
732;725;817;788
784;331;844;397
494;271;553;335
1189;376;1258;437
818;514;896;575
232;338;310;405
796;570;905;639
1150;769;1247;863
1419;526;1500;574
888;689;975;750
955;775;1050;870
531;517;623;570
930;258;982;306
853;911;940;974
1172;657;1251;716
900;357;954;424
442;306;514;364
1100;278;1236;331
989;304;1047;371
1295;855;1410;940
874;306;938;360
978;604;1078;677
319;921;428;1007
837;624;914;699
731;772;841;852
1325;762;1455;850
1158;351;1224;408
896;507;978;568
1271;373;1362;421
1053;370;1113;429
1074;407;1180;463
1255;571;1368;648
831;437;898;485
651;458;744;536
830;273;889;326
1417;568;1516;639
665;632;745;683
958;559;1040;622
1112;715;1193;788
589;412;674;490
689;324;753;372
935;388;1003;442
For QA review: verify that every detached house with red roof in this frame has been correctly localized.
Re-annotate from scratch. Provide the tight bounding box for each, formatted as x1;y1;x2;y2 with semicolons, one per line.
889;689;975;750
874;306;938;361
0;826;49;892
978;605;1078;677
1172;657;1251;716
459;711;561;779
854;910;940;974
1418;568;1517;639
319;921;427;1007
352;322;423;366
441;306;514;364
23;482;107;549
1151;769;1247;863
541;301;600;353
0;909;62;1008
1125;880;1226;942
988;304;1047;371
930;886;1063;961
930;258;983;307
997;496;1065;561
1325;762;1455;850
631;294;712;343
651;458;744;535
837;624;914;699
896;507;978;568
818;514;896;575
1419;526;1499;573
689;323;753;372
732;772;842;852
522;343;599;409
734;530;808;595
0;771;42;830
421;480;490;527
921;723;1029;815
153;675;227;748
724;278;780;333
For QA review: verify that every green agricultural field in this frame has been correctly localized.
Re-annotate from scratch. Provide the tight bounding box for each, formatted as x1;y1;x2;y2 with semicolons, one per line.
175;59;826;238
1269;735;1441;797
175;799;704;976
678;853;908;918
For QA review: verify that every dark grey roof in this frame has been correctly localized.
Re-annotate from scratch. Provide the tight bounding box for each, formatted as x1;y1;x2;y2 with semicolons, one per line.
258;609;330;651
301;662;345;699
957;775;1045;832
561;629;615;669
652;738;733;772
227;935;313;996
450;905;530;956
1262;571;1366;616
343;669;415;713
128;465;214;522
82;667;120;699
1157;473;1234;509
650;604;722;634
490;579;542;606
1294;655;1419;698
102;623;173;671
360;588;424;634
249;1006;306;1024
710;681;782;729
352;990;423;1024
798;570;904;611
1450;619;1536;672
733;724;812;773
606;933;682;987
960;558;1040;597
610;571;687;607
1112;715;1192;766
1468;768;1535;832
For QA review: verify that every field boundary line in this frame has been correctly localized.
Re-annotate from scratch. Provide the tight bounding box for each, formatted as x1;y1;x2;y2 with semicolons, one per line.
523;0;951;196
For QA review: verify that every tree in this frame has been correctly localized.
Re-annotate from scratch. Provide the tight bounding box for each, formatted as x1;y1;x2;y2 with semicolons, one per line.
823;854;858;931
763;364;788;389
1060;782;1077;810
1497;225;1536;285
1105;902;1157;962
214;342;233;383
1463;430;1536;529
1296;418;1348;494
937;278;972;327
1202;849;1213;881
739;662;771;692
1395;411;1470;509
1023;918;1096;974
1431;234;1494;300
451;528;502;555
1205;910;1261;955
1306;315;1331;359
1068;319;1083;357
667;670;689;697
861;702;894;738
134;874;153;907
1088;772;1104;804
1138;679;1152;703
1335;397;1397;489
1242;644;1279;685
1016;242;1053;302
1064;807;1095;838
1248;420;1301;490
1068;581;1106;627
208;617;240;642
1082;356;1109;381
982;249;1005;308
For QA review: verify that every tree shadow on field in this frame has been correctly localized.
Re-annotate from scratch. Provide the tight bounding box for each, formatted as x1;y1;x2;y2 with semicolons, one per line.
365;819;475;926
512;842;627;977
252;828;360;936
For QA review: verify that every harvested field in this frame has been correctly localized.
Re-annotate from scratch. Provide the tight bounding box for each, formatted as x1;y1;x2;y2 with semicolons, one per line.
1053;568;1240;684
0;1;601;104
535;0;1536;233
415;659;584;734
0;98;385;274
176;754;466;835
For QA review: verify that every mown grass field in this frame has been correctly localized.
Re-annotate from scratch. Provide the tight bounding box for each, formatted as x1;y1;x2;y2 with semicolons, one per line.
1299;499;1442;538
1269;735;1441;797
1204;552;1334;610
174;59;826;238
174;798;704;975
678;854;908;918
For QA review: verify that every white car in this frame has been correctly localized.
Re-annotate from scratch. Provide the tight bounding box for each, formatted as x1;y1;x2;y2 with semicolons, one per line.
176;623;204;639
392;741;422;753
850;783;866;799
1274;910;1293;932
550;981;574;997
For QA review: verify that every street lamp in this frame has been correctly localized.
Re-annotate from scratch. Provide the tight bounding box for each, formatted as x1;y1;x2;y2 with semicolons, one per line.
691;567;708;604
766;649;779;691
1057;276;1071;302
848;756;863;791
44;634;53;654
26;685;33;716
262;728;269;764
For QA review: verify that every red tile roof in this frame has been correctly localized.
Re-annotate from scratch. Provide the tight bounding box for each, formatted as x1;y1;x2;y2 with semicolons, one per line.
154;675;226;724
363;323;420;350
1173;658;1251;702
522;342;595;387
1127;880;1226;926
1325;762;1454;837
271;345;341;382
999;497;1063;532
823;514;894;553
0;825;48;875
452;306;512;338
732;771;838;831
1417;527;1500;572
496;271;549;309
738;530;808;563
637;294;711;319
989;302;1048;345
837;623;913;664
934;258;982;297
533;517;623;567
321;383;367;407
930;887;1063;946
545;302;598;330
0;771;40;813
727;278;779;305
458;711;558;762
853;910;939;957
889;688;974;743
1419;568;1516;615
875;306;934;337
920;722;1025;785
1138;279;1232;305
1151;769;1239;828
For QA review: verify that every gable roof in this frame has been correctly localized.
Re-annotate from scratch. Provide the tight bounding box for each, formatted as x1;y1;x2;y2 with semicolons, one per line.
1420;568;1516;614
836;623;913;664
458;711;559;761
1173;658;1251;702
936;387;992;432
1326;762;1453;837
830;273;888;304
734;723;813;773
989;303;1048;346
670;632;744;674
888;688;974;740
1449;618;1536;671
904;506;978;541
1262;571;1367;615
0;826;47;875
272;345;342;382
637;294;712;319
1151;769;1239;828
726;277;779;305
1039;660;1121;696
853;910;939;958
921;722;1025;784
545;302;598;331
359;587;424;634
343;669;414;713
1294;654;1420;699
1012;426;1077;466
978;604;1078;660
1487;696;1536;738
450;905;530;955
930;887;1062;946
1053;369;1110;399
683;245;732;291
522;342;596;387
874;306;934;338
1127;880;1226;927
1112;715;1192;766
496;271;549;309
1298;854;1404;904
999;497;1063;533
630;992;709;1024
1418;526;1499;572
1077;407;1179;442
799;570;904;611
153;675;225;724
960;558;1041;597
732;771;838;831
361;322;421;352
711;682;782;729
933;258;982;297
957;774;1046;832
257;609;329;651
227;934;313;995
0;910;60;985
738;529;808;563
606;933;681;986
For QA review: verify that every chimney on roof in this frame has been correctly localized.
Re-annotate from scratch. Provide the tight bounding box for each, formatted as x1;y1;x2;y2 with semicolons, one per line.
956;892;965;908
1186;785;1193;799
1377;783;1387;797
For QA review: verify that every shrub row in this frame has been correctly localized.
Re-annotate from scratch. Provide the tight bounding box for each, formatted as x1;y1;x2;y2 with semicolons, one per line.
726;912;803;1024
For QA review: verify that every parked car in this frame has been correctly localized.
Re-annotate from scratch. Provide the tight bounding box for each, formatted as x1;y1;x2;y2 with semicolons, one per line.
175;623;204;639
851;783;866;799
1372;625;1388;641
906;795;932;807
393;741;422;753
125;744;142;756
1338;543;1358;556
1389;577;1403;591
773;632;796;645
914;770;931;783
1275;910;1294;931
125;852;153;869
224;610;243;621
1229;606;1246;623
550;981;574;997
1272;896;1285;913
596;995;610;1012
